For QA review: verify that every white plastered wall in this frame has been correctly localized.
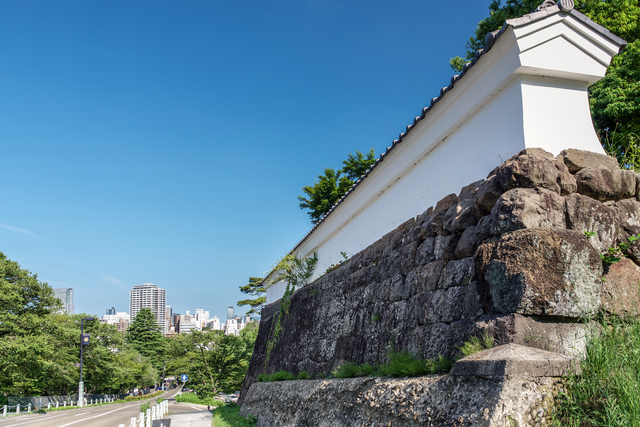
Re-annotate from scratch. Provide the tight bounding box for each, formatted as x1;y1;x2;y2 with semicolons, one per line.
265;9;623;304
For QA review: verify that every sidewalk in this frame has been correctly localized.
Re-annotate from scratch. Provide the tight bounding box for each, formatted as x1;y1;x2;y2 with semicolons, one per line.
164;402;213;427
165;410;212;426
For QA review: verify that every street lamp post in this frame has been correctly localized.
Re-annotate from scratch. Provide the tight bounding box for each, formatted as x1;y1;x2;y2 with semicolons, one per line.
161;361;166;391
78;317;95;407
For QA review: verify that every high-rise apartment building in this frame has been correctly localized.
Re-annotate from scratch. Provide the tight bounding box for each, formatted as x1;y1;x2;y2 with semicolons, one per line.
130;283;167;334
209;316;221;330
195;308;209;329
166;306;173;327
54;288;74;314
227;306;234;320
106;307;116;315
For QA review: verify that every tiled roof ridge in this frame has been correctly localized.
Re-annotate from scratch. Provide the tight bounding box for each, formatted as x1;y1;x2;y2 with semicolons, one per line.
289;0;626;255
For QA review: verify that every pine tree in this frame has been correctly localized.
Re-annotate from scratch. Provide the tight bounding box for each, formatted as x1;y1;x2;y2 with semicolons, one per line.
126;308;165;375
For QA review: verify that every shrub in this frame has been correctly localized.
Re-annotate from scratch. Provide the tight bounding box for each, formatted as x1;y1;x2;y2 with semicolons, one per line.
124;390;163;402
297;371;310;380
140;402;150;413
270;370;296;381
333;361;364;379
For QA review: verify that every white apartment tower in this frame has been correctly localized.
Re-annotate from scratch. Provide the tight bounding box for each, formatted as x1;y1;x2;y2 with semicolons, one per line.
195;308;209;329
54;288;74;314
130;283;167;334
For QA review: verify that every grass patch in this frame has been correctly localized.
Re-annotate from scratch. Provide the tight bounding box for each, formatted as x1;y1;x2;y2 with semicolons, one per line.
552;315;640;426
257;370;305;382
455;332;494;360
257;334;494;383
333;349;453;379
212;403;257;427
176;392;224;406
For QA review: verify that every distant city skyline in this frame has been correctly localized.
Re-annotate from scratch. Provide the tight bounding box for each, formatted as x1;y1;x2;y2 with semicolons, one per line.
104;298;254;331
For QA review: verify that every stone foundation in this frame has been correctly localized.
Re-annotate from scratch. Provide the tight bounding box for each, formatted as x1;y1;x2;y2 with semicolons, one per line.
240;148;640;416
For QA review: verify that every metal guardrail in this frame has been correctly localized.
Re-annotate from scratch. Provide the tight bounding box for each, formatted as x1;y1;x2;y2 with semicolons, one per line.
8;393;128;408
2;396;123;416
3;392;166;419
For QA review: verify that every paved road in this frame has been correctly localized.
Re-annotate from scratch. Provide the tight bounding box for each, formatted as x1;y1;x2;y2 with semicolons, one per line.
0;388;209;427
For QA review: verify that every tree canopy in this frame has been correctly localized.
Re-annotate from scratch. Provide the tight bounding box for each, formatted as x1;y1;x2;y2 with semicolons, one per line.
298;149;376;223
0;252;157;400
237;277;266;316
450;0;640;169
126;308;165;374
166;328;256;396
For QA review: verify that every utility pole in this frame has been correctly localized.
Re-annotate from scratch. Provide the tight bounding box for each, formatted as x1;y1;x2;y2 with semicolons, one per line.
78;317;95;407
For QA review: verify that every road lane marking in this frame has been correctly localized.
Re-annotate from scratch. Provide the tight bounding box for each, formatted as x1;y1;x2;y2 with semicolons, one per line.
3;413;66;426
57;404;137;427
73;412;91;417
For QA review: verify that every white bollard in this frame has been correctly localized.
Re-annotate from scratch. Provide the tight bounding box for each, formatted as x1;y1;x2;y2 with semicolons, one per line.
47;402;51;410
130;416;137;427
2;405;6;417
63;401;66;407
146;408;151;427
16;404;20;415
56;402;59;408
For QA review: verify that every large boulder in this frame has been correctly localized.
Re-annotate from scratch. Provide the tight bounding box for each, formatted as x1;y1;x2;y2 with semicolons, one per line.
565;193;617;254
489;188;566;234
557;148;619;173
496;152;577;195
443;180;483;233
470;313;590;357
473;175;504;219
475;228;603;317
575;166;636;201
601;258;640;318
613;199;640;263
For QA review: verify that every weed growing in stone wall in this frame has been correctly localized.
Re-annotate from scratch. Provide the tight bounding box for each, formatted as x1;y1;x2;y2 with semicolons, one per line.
585;231;640;264
324;251;349;274
257;370;310;382
333;348;454;379
263;252;318;368
551;314;640;426
263;284;294;368
455;332;494;360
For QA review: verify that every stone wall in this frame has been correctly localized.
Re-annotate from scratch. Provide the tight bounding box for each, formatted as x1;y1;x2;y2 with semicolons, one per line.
241;375;560;427
240;344;576;426
240;148;640;404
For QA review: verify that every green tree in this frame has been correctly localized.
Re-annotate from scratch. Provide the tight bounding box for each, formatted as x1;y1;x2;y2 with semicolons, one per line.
450;0;640;169
237;277;265;316
0;252;62;399
166;329;255;396
298;149;376;223
0;252;158;399
126;308;165;376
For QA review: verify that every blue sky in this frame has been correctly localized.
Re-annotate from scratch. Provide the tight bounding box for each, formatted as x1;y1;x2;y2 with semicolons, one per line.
1;0;495;320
